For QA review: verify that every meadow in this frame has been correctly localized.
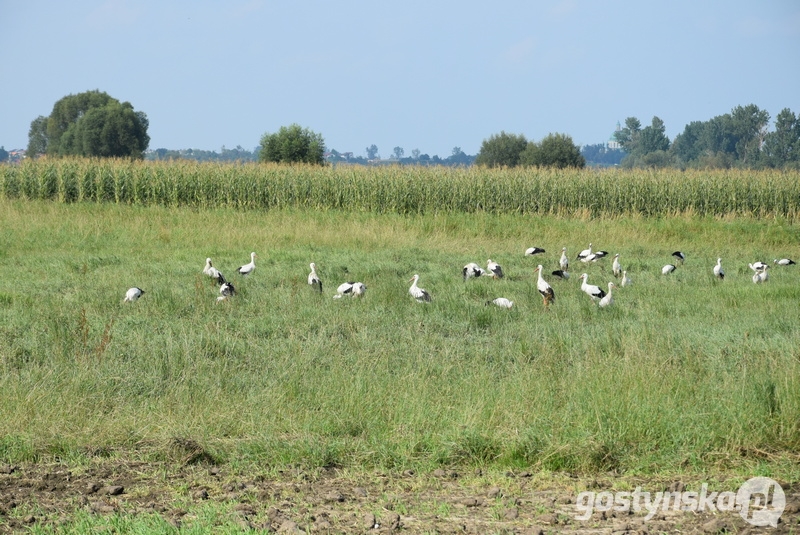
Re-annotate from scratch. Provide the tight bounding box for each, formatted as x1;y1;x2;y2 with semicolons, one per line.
1;159;799;485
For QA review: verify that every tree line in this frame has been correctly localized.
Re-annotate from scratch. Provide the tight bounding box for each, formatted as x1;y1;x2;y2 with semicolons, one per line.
614;104;799;169
22;91;799;170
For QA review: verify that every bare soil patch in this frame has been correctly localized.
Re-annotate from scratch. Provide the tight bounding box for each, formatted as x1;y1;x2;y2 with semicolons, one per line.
0;460;797;533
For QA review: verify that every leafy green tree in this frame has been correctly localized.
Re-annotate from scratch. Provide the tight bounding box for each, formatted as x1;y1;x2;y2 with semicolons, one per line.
366;144;379;160
411;149;420;160
59;101;150;158
0;146;7;162
446;146;472;166
729;104;769;166
27;116;49;156
28;90;149;159
638;117;670;154
475;131;528;167
763;108;800;168
671;121;706;165
392;146;404;159
259;124;326;165
581;144;625;166
520;133;585;168
613;117;642;153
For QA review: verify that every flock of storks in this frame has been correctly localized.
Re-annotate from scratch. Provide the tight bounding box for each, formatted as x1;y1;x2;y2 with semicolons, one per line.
122;246;796;310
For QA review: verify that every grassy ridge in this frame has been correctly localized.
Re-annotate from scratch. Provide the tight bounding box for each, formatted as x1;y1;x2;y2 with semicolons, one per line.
1;159;799;217
0;199;798;478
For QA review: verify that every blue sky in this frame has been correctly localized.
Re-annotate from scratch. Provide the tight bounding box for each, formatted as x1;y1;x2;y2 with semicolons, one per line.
2;1;798;158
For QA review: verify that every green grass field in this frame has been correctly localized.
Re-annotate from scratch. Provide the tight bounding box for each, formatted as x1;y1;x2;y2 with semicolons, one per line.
0;196;799;481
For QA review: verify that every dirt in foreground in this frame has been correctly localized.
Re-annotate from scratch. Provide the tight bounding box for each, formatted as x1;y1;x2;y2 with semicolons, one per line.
0;459;797;534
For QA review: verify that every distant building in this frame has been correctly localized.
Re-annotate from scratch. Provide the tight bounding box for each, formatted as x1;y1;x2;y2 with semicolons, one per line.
607;121;622;150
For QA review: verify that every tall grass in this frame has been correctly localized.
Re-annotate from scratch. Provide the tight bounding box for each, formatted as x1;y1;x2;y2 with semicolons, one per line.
0;199;798;478
1;159;799;218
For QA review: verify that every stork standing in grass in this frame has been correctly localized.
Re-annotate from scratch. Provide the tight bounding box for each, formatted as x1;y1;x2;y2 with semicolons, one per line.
559;247;569;271
308;263;322;293
333;282;366;298
579;273;606;300
408;274;432;302
662;264;677;275
525;247;546;256
598;282;616;308
487;297;513;309
752;266;769;284
463;262;485;280
577;243;592;261
487;259;504;279
217;281;236;302
534;265;555;309
620;270;632;287
238;252;256;276
672;251;686;265
612;254;622;277
713;258;725;280
749;261;768;272
203;258;226;284
774;258;796;266
124;287;144;302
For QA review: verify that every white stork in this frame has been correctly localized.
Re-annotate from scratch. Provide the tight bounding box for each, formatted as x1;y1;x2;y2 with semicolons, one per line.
774;258;796;266
408;274;432;302
308;263;322;293
713;258;725;280
237;252;257;276
525;247;546;256
620;270;632;287
333;281;367;298
749;261;768;272
124;287;145;302
577;243;592;261
203;257;214;276
672;251;686;264
582;250;609;263
579;273;606;300
559;247;569;271
612;253;621;277
752;266;769;284
598;282;616;308
219;281;236;298
487;259;504;279
487;297;514;309
203;258;226;284
662;264;677;275
534;265;555;308
463;262;485;280
551;269;570;280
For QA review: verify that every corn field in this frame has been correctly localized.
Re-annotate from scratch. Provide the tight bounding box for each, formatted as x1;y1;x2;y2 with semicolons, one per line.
1;158;798;218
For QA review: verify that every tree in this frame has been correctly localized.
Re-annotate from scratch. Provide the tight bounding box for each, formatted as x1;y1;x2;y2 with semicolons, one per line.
392;146;404;159
613;117;642;153
411;149;420;160
520;133;585;168
638;117;670;154
671;121;706;165
60;101;150;158
27;116;49;156
366;144;379;160
729;104;769;165
475;131;528;168
763;108;800;168
28;90;149;159
0;146;7;163
259;124;326;165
